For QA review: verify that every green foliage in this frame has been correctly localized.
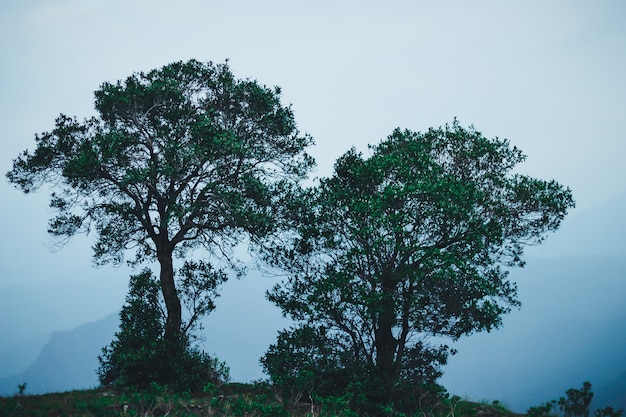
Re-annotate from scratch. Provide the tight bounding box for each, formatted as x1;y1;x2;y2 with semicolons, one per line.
596;407;625;417
0;389;116;417
559;381;594;417
527;382;623;417
6;59;314;264
261;325;354;405
98;269;230;392
177;260;229;336
528;401;556;417
0;383;522;417
6;59;314;341
262;120;575;414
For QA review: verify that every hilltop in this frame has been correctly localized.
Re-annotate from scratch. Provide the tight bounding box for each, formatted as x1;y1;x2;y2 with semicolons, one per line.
0;384;519;417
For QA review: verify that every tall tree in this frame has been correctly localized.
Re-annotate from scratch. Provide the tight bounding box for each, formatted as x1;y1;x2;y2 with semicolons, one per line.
7;59;314;343
263;120;574;409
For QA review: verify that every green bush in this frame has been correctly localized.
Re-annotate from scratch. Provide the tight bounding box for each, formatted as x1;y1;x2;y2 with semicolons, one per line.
527;382;623;417
97;269;229;392
261;324;449;415
261;325;352;405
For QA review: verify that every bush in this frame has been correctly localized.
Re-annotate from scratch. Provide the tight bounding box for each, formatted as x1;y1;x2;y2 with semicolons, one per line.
261;324;449;415
261;325;351;405
527;382;623;417
97;269;229;392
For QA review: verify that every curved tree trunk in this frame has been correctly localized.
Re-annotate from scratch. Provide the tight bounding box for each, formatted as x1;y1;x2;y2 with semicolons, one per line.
157;248;182;343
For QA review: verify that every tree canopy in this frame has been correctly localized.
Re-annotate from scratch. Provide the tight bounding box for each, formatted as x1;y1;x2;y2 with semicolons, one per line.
262;120;575;412
6;59;315;342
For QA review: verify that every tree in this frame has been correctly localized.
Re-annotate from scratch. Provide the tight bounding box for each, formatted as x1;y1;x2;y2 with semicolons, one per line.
527;381;623;417
263;120;574;411
97;269;169;388
98;268;230;391
6;59;314;344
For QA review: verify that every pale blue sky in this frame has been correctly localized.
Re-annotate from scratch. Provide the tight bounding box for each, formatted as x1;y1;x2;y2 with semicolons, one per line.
1;0;625;400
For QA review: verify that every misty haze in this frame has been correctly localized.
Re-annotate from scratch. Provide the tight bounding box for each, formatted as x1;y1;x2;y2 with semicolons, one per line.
1;1;625;416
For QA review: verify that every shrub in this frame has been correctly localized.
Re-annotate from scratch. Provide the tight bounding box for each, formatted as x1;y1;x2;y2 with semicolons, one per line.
97;269;229;392
261;324;448;415
261;325;351;406
527;382;623;417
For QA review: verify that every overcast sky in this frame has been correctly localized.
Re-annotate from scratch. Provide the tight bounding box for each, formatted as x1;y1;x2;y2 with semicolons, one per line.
1;0;625;396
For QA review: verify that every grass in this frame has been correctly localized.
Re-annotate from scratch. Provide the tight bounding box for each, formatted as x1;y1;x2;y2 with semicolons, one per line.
0;383;520;417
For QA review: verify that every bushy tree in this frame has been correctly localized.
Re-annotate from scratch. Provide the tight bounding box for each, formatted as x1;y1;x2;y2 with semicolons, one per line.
260;325;354;405
6;59;314;344
527;382;623;417
98;268;229;391
560;382;594;417
262;120;575;413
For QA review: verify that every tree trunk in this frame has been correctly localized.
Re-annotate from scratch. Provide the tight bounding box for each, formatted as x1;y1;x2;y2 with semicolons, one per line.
374;278;399;398
157;247;182;343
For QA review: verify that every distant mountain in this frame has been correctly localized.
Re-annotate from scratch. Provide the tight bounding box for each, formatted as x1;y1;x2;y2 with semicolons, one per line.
0;314;119;396
0;267;290;395
439;189;626;412
441;254;626;412
0;275;127;353
0;333;51;378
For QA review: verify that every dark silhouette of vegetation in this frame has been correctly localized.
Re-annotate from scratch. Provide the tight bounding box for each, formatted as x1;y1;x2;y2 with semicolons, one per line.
0;382;520;417
261;121;575;415
4;57;589;413
98;269;229;392
527;381;623;417
6;59;314;346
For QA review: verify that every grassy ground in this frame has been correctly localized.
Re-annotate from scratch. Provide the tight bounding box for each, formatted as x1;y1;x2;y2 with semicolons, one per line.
0;382;520;417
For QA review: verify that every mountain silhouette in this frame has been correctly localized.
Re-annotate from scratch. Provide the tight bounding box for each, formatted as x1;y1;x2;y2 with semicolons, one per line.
0;314;118;396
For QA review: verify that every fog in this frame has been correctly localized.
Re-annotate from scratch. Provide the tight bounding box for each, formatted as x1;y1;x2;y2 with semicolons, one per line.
1;1;625;410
